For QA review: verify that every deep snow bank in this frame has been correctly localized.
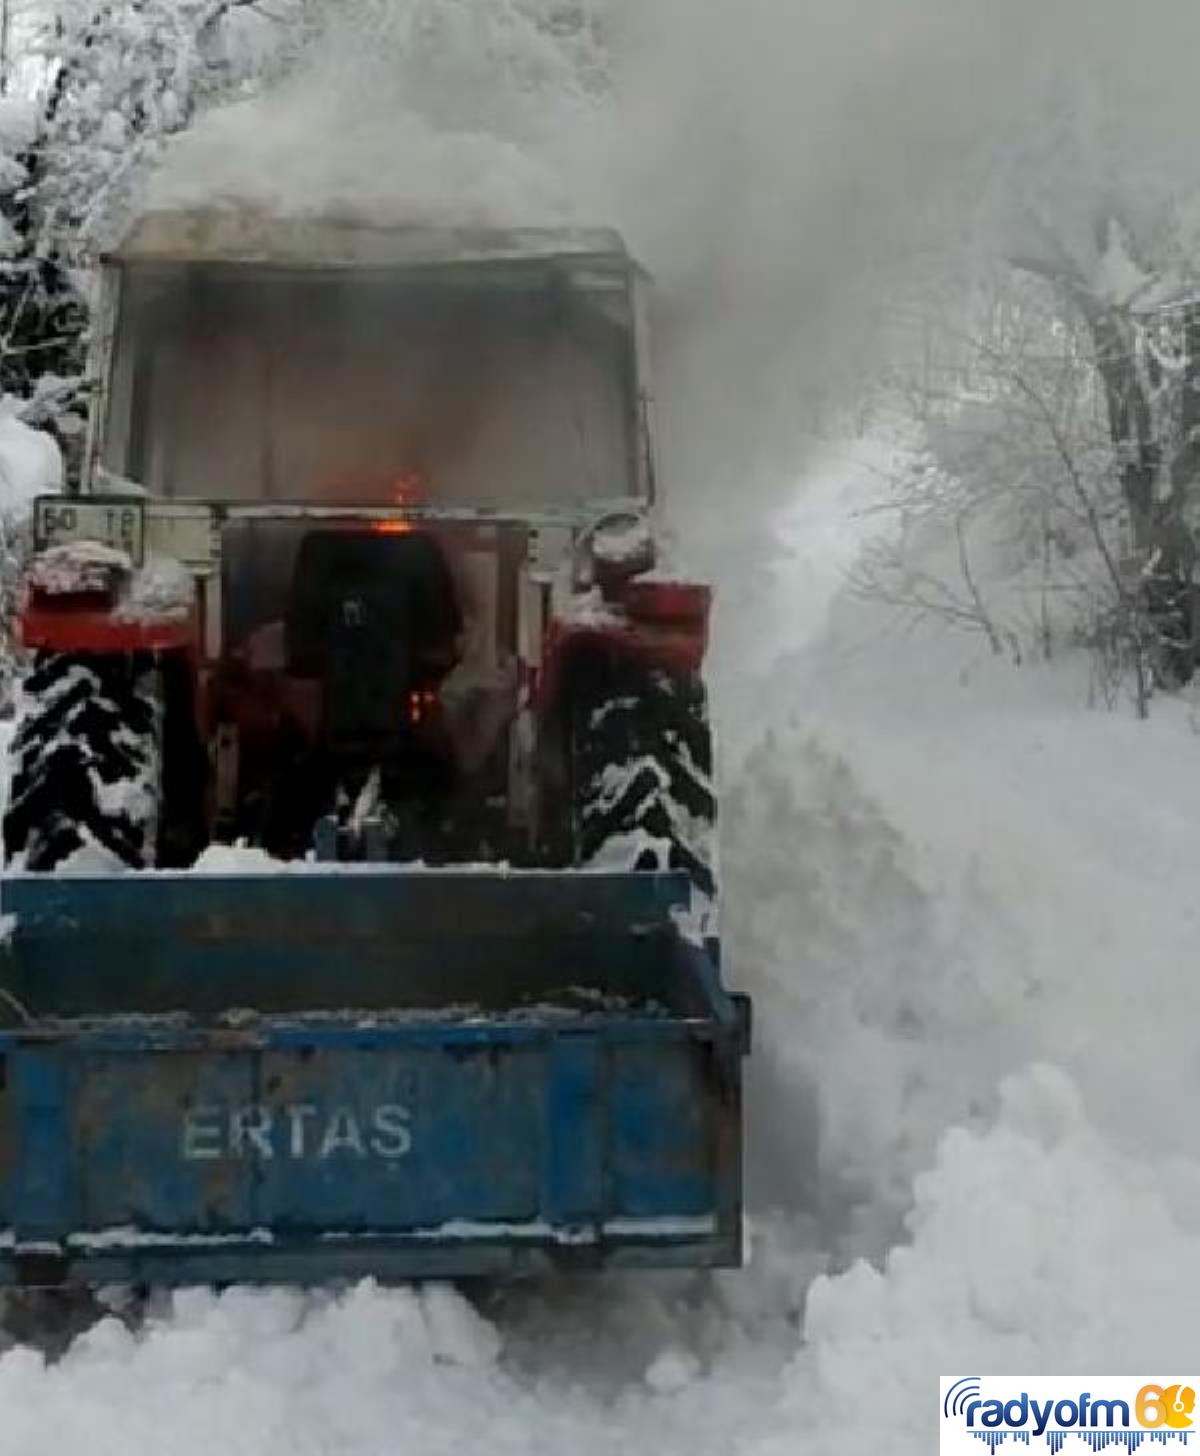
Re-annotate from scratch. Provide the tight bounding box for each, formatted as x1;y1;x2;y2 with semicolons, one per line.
749;1064;1200;1455
714;433;1200;1255
0;406;62;514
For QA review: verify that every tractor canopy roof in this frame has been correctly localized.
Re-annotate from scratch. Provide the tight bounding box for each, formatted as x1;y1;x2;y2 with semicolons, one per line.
109;208;642;277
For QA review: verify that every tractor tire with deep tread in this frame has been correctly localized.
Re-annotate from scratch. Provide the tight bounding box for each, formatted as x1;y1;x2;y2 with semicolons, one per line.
3;650;162;872
568;651;717;903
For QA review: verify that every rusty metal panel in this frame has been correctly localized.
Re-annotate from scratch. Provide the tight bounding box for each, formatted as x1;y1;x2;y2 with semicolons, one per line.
251;1042;543;1231
69;1051;255;1233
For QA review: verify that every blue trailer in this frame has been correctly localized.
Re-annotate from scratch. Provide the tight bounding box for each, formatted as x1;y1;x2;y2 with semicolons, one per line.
0;217;748;1288
0;869;748;1286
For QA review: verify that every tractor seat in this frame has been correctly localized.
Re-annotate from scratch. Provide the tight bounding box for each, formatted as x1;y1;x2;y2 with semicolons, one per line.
285;529;461;753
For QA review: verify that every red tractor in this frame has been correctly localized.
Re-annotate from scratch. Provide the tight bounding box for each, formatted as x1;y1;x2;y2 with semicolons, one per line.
4;211;716;906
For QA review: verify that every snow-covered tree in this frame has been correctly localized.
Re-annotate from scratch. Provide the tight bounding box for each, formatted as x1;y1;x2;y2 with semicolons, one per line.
855;272;1161;709
0;1;311;464
970;31;1200;685
853;15;1200;699
31;2;312;253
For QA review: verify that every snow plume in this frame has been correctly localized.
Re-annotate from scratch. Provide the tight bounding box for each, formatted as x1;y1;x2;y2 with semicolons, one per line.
147;0;1200;514
152;99;569;229
148;0;1030;511
757;1064;1200;1454
715;434;1200;1238
148;1;598;228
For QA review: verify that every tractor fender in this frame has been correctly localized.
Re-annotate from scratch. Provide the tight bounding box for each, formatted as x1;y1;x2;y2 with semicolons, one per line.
21;602;197;654
538;578;711;716
19;543;198;654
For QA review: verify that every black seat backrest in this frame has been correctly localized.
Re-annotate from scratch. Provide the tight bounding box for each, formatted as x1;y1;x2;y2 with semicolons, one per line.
286;530;461;747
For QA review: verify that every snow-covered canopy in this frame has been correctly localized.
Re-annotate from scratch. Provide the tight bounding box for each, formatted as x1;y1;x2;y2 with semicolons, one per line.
112;209;635;273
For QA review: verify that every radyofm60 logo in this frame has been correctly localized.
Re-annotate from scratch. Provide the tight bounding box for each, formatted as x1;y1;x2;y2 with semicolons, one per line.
940;1377;1196;1451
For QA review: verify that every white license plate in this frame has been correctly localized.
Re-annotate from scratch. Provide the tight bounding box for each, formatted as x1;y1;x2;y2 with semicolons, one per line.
34;497;145;566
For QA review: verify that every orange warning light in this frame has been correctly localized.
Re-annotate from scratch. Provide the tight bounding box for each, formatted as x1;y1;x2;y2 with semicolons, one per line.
372;469;425;534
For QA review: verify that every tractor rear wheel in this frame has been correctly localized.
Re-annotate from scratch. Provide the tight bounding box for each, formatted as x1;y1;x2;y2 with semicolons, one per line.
3;651;162;872
567;649;716;903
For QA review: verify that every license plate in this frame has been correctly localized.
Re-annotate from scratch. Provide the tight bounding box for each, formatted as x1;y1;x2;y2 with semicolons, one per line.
34;496;146;567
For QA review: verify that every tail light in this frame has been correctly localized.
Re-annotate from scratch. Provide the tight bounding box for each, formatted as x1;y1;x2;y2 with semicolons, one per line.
407;689;438;725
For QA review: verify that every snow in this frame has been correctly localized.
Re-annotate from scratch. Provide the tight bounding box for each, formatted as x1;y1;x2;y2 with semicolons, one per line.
188;845;511;875
1092;218;1152;306
325;1215;714;1244
21;546;190;621
0;407;62;517
190;843;290;875
67;1228;275;1252
645;1347;702;1395
27;541;130;596
143;4;599;234
714;437;1200;1240
0;98;38;156
557;585;624;628
150;95;571;232
117;556;193;620
52;843;131;877
591;515;653;568
783;1064;1200;1448
185;847;516;876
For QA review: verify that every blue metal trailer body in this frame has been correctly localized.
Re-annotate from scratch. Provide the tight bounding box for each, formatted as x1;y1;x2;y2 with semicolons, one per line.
0;870;748;1285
